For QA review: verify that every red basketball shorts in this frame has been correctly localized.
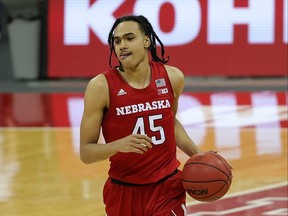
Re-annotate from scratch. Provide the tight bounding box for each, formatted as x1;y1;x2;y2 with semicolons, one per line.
103;171;187;216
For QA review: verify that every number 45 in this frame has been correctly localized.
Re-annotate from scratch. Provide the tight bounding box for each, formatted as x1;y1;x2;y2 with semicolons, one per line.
132;114;166;145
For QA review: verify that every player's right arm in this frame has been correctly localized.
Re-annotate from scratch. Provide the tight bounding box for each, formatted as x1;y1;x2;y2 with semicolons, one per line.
80;74;152;164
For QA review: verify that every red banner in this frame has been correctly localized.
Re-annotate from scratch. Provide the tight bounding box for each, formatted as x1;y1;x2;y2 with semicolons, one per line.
47;0;288;78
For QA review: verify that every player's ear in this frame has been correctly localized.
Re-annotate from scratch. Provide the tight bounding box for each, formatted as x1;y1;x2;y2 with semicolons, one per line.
144;36;151;48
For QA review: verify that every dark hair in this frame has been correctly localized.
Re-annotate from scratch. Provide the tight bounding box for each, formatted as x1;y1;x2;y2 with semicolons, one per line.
108;15;169;69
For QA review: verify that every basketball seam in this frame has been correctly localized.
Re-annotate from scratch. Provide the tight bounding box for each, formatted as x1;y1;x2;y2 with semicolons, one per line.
184;162;230;178
210;153;232;176
203;173;232;201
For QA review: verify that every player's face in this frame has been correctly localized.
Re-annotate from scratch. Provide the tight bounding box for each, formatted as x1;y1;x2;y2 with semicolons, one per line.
113;21;150;69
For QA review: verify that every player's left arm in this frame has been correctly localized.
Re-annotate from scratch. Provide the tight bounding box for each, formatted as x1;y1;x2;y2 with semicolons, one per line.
165;65;202;157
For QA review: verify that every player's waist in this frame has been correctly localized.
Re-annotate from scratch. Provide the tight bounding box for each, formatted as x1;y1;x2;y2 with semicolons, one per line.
110;169;178;187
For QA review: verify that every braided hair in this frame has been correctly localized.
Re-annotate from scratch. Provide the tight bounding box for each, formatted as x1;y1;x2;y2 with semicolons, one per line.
108;15;169;70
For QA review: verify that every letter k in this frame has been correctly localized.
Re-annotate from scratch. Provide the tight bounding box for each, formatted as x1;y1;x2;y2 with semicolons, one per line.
64;0;125;45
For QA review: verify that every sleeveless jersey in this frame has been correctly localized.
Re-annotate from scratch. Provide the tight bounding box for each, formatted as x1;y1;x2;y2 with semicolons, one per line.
102;61;180;184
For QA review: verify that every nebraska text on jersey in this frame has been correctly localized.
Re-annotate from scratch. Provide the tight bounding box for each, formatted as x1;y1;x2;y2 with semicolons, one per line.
116;99;171;116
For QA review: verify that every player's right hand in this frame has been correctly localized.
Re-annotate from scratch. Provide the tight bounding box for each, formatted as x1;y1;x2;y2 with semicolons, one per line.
114;134;153;154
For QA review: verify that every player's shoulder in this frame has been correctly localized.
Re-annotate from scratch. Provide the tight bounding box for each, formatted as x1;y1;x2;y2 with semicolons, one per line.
87;74;108;90
84;73;109;107
164;64;185;96
85;74;109;98
164;64;184;81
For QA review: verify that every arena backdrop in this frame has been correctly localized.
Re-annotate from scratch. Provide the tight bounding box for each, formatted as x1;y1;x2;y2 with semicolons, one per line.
47;0;287;78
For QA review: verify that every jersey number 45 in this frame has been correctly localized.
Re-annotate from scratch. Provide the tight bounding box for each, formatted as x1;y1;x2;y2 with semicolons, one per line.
132;114;165;145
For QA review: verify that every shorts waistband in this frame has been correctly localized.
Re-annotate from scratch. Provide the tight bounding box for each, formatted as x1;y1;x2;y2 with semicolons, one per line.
110;169;178;187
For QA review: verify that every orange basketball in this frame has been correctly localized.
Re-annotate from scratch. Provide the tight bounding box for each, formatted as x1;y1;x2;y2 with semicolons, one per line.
181;152;233;202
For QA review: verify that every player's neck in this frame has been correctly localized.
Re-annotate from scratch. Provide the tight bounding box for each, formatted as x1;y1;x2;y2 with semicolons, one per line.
119;62;151;89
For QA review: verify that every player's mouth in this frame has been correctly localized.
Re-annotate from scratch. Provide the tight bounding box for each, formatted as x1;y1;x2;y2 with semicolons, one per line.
119;51;132;60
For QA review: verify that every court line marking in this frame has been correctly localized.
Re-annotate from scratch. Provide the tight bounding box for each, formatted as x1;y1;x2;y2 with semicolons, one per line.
186;181;288;206
187;197;288;216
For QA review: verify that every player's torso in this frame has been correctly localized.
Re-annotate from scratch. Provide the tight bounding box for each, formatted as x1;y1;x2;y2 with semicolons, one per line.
102;62;180;184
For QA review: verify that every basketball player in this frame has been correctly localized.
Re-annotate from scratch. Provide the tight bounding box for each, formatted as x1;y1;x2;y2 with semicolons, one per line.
80;15;203;216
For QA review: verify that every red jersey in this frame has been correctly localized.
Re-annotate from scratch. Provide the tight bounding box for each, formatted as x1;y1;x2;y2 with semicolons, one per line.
102;61;180;184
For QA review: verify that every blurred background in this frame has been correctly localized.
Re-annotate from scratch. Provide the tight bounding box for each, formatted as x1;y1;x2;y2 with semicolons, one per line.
0;0;287;92
0;0;43;81
0;1;287;215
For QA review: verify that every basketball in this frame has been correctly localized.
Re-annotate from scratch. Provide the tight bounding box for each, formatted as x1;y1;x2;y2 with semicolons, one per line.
181;151;233;202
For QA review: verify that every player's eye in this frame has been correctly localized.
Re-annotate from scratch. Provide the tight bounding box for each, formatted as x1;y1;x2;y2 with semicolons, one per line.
114;39;120;45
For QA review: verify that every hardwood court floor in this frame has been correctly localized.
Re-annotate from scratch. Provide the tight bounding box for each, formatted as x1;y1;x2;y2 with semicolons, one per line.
0;91;287;215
